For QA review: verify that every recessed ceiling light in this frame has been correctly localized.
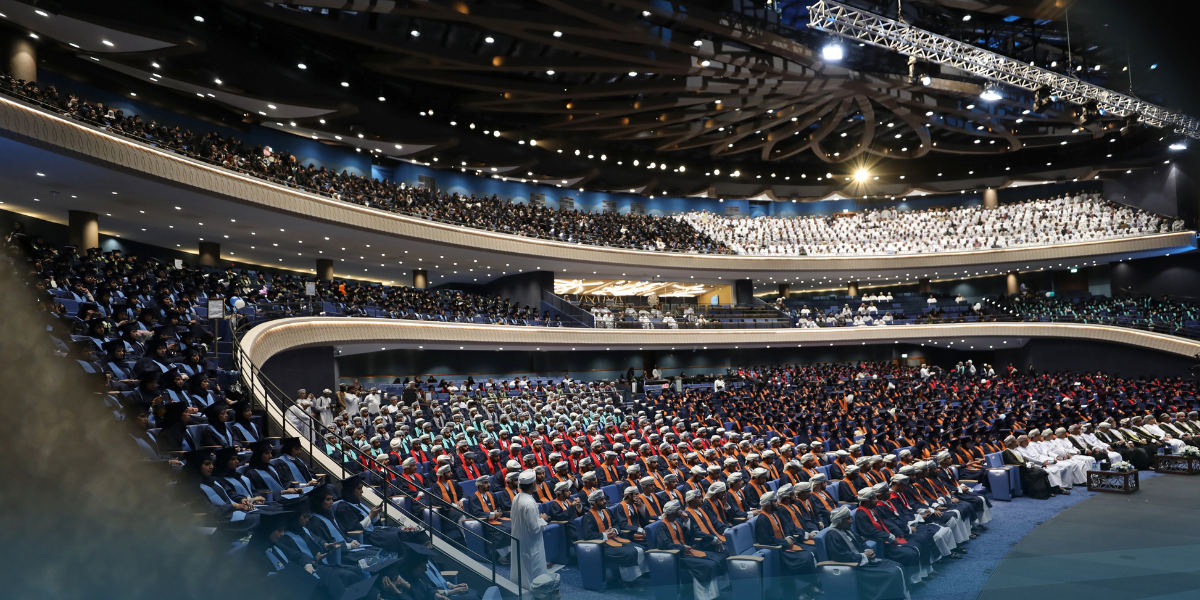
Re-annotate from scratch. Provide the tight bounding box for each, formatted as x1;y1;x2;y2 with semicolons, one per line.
553;30;563;37
484;36;494;43
297;63;307;69
340;81;349;87
194;15;205;22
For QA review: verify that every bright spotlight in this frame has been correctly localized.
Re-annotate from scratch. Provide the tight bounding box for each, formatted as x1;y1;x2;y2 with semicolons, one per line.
854;169;869;182
822;44;844;61
1169;141;1188;151
919;75;932;86
980;83;1002;102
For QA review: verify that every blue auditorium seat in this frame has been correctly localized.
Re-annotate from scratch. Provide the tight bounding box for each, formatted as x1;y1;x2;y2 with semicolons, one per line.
573;516;608;590
726;521;771;600
811;528;883;600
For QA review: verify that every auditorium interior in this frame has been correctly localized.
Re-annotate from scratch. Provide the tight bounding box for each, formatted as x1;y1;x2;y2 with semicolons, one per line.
4;0;1200;599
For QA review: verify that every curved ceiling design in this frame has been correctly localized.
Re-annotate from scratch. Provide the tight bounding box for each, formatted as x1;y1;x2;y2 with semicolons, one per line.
90;57;345;120
216;0;1157;200
0;0;191;54
240;317;1200;369
4;93;1195;288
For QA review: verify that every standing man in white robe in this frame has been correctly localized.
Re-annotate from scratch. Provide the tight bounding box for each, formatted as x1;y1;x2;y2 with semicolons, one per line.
314;389;335;427
511;469;549;589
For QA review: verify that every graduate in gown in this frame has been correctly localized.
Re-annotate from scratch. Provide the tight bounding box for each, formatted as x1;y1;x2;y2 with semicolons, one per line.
198;403;239;450
345;474;431;552
307;484;380;566
656;500;723;600
510;469;549;587
581;488;649;589
823;506;909;600
752;491;820;596
852;488;925;584
545;480;581;548
275;507;365;591
466;475;512;564
244;441;304;497
250;512;349;600
179;449;260;533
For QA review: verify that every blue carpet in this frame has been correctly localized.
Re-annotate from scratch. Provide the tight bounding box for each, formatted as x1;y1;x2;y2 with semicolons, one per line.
493;473;1161;600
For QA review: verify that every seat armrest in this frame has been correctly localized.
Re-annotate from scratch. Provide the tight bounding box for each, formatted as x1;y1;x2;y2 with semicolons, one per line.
727;555;764;562
817;561;860;567
959;479;979;484
575;539;606;545
346;530;364;536
441;571;458;578
549;520;569;524
837;501;858;506
647;549;679;554
753;544;782;549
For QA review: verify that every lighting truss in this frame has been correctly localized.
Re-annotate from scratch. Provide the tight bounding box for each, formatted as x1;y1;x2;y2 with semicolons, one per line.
808;0;1200;139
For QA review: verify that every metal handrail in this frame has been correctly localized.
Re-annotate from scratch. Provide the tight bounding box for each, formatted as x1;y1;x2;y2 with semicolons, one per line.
228;319;524;595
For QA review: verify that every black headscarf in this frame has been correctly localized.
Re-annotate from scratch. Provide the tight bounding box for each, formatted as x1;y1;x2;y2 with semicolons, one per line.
156;402;190;453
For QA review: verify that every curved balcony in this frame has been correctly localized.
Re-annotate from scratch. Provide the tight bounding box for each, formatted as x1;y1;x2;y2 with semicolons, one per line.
239;317;1200;370
0;93;1193;283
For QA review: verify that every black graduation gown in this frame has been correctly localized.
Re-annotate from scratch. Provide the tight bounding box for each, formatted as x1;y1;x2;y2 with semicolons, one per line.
580;508;641;568
938;468;990;515
200;423;237;449
245;465;288;496
752;511;818;590
277;529;364;590
613;500;651;545
852;507;922;577
268;540;349;600
546;498;580;546
466;490;512;557
193;478;260;532
332;498;410;554
875;501;937;565
654;518;722;586
1002;449;1051;499
307;510;379;566
825;527;909;600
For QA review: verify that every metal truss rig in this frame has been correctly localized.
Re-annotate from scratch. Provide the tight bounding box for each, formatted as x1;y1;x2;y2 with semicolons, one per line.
807;0;1200;139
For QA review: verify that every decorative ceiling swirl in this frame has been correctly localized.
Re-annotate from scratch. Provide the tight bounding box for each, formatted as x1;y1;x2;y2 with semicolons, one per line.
226;0;1111;169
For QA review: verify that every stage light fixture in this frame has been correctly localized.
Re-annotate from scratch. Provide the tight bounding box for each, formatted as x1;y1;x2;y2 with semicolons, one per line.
822;44;844;61
980;82;1002;102
1031;86;1053;114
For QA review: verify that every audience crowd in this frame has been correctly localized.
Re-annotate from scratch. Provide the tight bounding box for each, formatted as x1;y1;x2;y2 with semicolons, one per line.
995;293;1200;335
678;194;1182;256
12;222;1200;600
4;74;1186;262
1;74;724;255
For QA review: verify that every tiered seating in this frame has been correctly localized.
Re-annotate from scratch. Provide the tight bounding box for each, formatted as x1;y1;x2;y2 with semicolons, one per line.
783;292;989;326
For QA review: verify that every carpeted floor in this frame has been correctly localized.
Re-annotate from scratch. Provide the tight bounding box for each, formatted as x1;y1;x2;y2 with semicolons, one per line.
495;471;1175;600
978;471;1200;600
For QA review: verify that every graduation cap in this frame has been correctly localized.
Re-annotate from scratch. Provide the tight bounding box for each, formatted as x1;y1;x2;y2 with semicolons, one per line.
340;475;366;495
338;575;381;600
280;437;302;453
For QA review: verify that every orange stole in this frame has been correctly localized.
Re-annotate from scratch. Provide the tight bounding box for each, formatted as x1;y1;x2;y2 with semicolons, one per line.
665;519;706;557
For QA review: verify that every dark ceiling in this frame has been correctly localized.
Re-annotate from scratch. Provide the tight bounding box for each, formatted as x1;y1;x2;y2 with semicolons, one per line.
8;0;1198;200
